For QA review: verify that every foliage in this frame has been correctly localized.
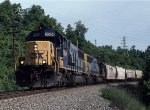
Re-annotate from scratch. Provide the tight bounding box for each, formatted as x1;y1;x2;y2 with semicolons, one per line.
139;46;150;106
101;87;146;110
65;21;88;50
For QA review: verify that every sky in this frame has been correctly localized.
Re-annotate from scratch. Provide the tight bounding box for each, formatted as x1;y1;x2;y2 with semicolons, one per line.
3;0;150;51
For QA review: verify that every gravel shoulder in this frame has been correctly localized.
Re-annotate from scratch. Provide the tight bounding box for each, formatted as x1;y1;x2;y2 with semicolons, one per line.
0;84;115;110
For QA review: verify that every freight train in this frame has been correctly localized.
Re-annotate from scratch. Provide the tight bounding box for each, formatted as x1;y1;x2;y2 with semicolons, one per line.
15;27;143;88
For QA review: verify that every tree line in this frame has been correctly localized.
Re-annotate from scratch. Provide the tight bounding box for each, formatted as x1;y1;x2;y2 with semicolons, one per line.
0;0;149;106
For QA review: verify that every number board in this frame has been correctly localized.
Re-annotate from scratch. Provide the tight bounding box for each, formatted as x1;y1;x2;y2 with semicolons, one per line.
45;32;55;37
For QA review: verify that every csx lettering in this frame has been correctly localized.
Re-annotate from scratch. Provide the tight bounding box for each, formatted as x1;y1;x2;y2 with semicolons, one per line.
30;53;44;59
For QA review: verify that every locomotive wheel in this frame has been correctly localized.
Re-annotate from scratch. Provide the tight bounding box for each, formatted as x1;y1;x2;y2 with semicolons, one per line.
67;73;75;87
56;72;66;87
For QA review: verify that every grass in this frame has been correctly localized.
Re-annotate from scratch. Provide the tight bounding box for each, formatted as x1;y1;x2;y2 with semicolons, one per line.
101;87;146;110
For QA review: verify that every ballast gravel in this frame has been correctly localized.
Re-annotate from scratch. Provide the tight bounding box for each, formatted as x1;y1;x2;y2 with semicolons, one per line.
0;85;115;110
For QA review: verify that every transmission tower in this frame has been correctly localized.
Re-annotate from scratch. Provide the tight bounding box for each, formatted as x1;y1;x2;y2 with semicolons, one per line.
121;36;127;49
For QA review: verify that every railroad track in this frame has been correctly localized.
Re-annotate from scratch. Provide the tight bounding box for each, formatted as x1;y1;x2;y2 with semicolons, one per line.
0;81;138;100
106;81;138;87
0;86;67;100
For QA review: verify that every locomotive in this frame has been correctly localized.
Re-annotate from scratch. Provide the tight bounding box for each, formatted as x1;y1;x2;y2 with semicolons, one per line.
15;27;142;88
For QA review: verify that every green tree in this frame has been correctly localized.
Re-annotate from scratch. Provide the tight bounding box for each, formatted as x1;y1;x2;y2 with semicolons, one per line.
0;0;22;91
75;20;88;49
22;5;45;31
65;24;77;45
140;46;150;105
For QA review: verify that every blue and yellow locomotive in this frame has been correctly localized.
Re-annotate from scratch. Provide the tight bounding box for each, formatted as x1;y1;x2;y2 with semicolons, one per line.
15;28;102;88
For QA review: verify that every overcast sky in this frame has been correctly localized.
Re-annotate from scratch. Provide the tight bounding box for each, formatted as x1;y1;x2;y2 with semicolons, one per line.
5;0;150;51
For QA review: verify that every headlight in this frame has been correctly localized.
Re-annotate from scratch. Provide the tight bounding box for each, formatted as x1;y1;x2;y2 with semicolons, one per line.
34;48;37;51
21;61;24;64
34;44;38;48
34;44;38;51
42;60;46;64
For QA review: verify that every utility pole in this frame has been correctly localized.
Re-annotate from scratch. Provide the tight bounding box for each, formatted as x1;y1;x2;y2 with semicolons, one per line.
9;16;19;73
12;28;15;72
121;36;127;50
11;27;19;72
95;39;97;46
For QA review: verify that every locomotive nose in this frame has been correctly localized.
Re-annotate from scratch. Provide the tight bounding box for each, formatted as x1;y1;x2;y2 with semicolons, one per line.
24;41;54;66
